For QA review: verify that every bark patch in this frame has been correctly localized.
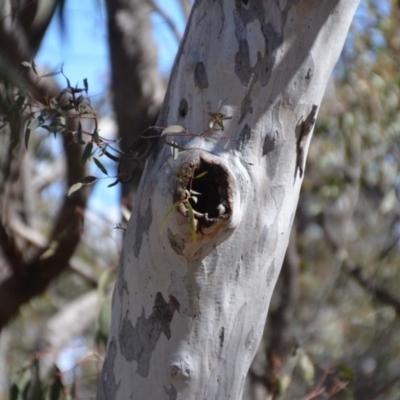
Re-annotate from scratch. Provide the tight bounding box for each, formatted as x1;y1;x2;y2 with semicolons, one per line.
96;338;120;400
169;270;201;318
267;260;276;286
271;185;285;214
257;219;279;269
117;253;129;298
133;204;152;258
204;304;247;398
118;292;175;377
194;61;209;89
233;2;289;122
263;101;283;180
245;326;255;351
178;98;188;118
207;250;219;274
219;326;225;349
257;225;269;254
168;228;185;255
234;38;252;85
164;384;177;400
233;4;280;87
169;295;181;312
236;123;252;151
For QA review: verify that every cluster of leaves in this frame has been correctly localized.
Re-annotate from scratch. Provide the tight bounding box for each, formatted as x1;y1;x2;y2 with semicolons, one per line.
0;61;124;196
23;63;91;140
1;63;88;146
206;99;232;131
10;360;69;400
161;165;208;242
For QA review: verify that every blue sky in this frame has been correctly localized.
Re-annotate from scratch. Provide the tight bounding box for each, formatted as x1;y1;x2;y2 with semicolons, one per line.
36;0;186;99
36;0;187;222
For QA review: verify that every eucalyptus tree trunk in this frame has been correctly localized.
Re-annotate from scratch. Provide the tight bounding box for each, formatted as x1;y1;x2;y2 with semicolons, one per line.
97;1;359;399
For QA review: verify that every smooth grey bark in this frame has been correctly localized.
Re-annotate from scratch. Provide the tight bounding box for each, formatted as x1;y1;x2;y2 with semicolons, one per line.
98;1;360;399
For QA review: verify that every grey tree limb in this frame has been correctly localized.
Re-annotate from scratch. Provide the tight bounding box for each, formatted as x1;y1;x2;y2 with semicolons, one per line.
98;1;360;398
106;0;164;196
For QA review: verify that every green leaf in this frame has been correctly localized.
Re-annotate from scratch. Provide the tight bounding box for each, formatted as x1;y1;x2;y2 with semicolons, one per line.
298;350;315;385
83;78;88;93
93;129;100;144
80;142;93;167
166;140;184;150
27;118;40;130
380;190;396;214
195;171;208;179
21;61;31;69
81;176;97;184
160;200;183;233
187;202;197;242
24;128;31;149
61;65;71;88
47;366;64;400
13;364;33;400
162;125;185;136
338;365;354;381
216;120;224;131
94;158;108;175
26;359;43;400
95;296;111;347
42;71;61;78
68;176;97;196
31;60;38;75
68;183;82;196
167;139;180;160
107;179;119;188
69;381;76;399
9;383;19;400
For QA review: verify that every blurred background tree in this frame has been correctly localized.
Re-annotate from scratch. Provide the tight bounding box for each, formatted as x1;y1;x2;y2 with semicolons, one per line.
0;0;399;399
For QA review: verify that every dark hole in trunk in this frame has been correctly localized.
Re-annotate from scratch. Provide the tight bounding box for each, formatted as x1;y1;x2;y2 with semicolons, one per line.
187;160;230;220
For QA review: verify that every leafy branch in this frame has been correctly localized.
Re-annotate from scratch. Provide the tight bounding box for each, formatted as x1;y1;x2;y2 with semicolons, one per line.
161;166;208;243
66;101;231;194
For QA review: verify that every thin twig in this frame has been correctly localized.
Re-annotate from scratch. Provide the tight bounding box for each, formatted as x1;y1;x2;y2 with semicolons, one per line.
368;374;400;400
344;263;400;316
